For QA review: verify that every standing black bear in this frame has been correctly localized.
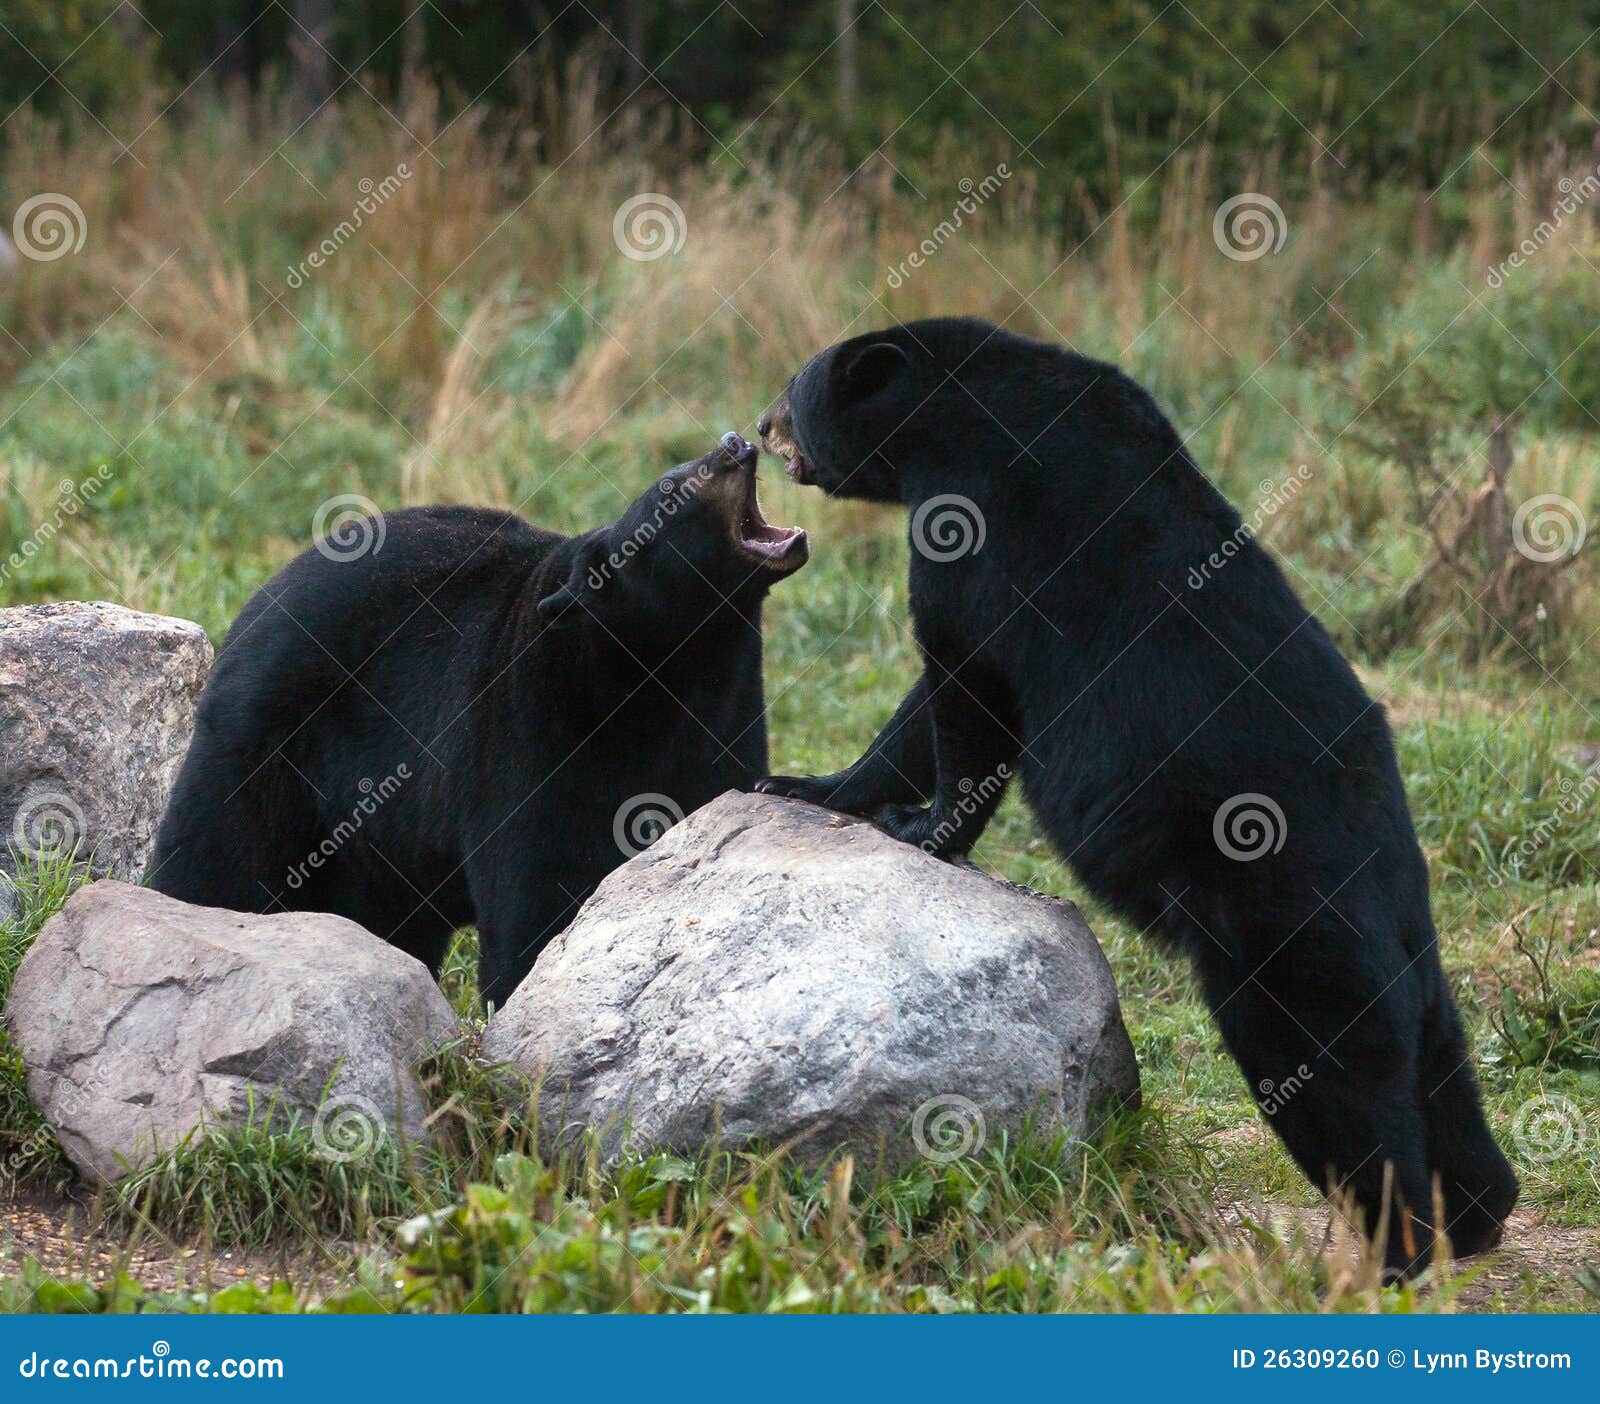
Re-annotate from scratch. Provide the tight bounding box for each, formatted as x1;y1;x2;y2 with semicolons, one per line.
756;317;1516;1276
152;432;806;1008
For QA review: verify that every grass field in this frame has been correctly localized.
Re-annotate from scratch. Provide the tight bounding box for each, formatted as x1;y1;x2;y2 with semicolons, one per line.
1;95;1598;1312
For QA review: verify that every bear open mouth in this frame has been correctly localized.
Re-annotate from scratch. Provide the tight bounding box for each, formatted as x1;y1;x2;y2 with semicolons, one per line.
734;469;808;571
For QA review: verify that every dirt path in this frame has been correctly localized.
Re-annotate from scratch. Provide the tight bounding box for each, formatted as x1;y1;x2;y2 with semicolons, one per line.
0;1192;367;1302
3;1189;1594;1311
1218;1199;1600;1310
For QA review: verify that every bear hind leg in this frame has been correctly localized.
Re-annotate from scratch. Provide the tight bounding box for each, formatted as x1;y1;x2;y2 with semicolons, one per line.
1202;961;1440;1279
150;743;314;914
1417;992;1518;1256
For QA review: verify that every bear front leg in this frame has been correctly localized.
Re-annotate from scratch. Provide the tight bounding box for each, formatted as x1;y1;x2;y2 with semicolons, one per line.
758;670;935;813
470;856;596;1011
871;665;1018;857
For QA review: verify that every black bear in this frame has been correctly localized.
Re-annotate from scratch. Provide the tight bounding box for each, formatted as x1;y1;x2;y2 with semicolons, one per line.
755;317;1516;1276
152;432;806;1008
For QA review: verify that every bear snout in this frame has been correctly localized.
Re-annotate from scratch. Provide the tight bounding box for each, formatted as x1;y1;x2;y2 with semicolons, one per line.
717;430;757;468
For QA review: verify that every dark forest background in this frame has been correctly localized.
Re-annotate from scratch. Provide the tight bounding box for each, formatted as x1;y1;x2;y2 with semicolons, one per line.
9;1;1600;224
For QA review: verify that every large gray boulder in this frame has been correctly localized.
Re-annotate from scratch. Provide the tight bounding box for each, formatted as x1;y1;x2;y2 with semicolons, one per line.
0;602;211;886
6;881;460;1183
483;791;1139;1168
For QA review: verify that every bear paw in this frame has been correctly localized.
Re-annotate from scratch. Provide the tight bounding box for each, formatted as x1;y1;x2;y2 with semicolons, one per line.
754;774;854;809
869;802;944;853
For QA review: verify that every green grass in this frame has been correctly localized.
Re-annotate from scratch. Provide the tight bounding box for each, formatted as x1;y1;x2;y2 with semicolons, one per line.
2;99;1599;1312
102;1105;445;1250
4;386;1599;1310
0;854;91;1194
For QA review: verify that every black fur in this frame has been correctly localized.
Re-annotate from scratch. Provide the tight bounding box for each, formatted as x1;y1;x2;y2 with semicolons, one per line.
756;317;1516;1276
152;433;806;1008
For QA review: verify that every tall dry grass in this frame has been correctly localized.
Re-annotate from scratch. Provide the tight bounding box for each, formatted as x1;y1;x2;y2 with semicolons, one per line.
4;69;1599;534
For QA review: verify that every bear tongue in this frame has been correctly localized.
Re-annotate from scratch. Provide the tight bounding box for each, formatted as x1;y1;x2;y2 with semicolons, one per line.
741;523;808;567
737;489;807;566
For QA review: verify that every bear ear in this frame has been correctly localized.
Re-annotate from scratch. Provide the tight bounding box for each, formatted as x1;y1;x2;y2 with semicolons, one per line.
536;540;607;629
535;581;583;627
837;341;907;402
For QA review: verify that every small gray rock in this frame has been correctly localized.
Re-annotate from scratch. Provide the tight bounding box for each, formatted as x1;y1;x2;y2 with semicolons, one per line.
0;602;212;886
6;881;461;1183
483;791;1139;1169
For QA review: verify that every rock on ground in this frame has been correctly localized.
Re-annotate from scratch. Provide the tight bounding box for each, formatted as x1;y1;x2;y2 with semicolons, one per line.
483;791;1139;1168
6;881;460;1184
0;602;212;887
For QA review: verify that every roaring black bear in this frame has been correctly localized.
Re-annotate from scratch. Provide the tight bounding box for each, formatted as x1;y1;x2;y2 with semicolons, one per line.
152;432;806;1008
755;317;1516;1276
